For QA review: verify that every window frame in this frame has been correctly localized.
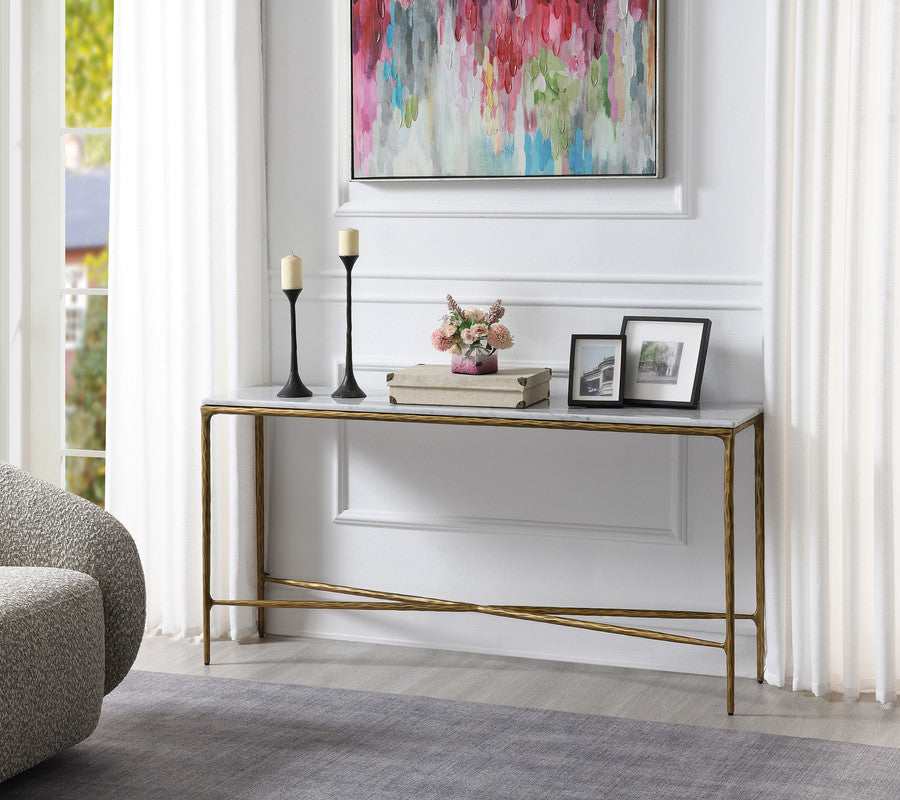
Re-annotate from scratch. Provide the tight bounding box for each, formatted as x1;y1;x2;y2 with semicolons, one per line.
0;0;64;483
1;0;112;488
62;126;111;487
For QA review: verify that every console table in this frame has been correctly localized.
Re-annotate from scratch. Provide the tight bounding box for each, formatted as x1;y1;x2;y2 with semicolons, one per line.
201;387;764;715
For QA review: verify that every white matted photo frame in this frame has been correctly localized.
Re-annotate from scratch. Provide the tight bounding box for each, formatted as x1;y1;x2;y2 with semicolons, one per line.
567;335;625;408
620;317;711;409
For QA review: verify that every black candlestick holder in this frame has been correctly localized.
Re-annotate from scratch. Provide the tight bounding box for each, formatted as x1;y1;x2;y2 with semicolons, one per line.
332;254;366;399
277;288;312;398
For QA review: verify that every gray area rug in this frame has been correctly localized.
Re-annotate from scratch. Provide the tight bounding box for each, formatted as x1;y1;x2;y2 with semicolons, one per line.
3;670;897;799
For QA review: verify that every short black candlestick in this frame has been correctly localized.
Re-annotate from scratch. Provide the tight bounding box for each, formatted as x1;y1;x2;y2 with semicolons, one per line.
277;288;312;398
332;254;366;399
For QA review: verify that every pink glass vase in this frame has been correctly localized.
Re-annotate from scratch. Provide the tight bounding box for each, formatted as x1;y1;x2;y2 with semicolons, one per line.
450;352;498;375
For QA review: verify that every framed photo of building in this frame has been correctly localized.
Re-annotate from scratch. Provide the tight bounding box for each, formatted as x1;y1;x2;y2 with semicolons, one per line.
620;317;711;409
568;335;625;407
350;0;661;180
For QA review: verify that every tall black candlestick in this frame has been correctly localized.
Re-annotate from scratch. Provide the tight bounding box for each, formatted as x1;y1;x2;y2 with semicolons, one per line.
331;254;365;399
277;288;312;398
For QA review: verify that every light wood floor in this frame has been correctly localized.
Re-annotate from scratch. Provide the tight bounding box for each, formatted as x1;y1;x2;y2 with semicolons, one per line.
133;634;899;749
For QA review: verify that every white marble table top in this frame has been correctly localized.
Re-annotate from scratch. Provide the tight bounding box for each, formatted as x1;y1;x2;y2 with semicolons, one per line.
203;386;763;430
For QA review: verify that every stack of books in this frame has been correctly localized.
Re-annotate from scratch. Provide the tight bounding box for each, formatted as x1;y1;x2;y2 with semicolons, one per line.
386;365;551;409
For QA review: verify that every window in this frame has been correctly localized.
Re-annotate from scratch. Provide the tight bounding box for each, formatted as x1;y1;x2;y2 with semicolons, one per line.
63;0;113;505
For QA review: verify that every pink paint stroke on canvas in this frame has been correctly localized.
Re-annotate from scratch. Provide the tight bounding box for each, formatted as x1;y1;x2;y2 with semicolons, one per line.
351;0;657;179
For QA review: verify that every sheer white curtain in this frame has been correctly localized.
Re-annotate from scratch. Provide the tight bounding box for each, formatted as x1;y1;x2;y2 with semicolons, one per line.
106;1;266;640
764;0;899;701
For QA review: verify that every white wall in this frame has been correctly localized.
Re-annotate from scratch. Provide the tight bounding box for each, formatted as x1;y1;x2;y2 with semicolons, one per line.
262;0;766;678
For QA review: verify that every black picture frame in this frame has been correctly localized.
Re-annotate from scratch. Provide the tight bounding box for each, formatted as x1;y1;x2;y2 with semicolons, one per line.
567;335;626;408
620;317;711;409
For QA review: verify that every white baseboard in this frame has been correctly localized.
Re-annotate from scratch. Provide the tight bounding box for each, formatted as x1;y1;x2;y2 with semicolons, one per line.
264;612;760;681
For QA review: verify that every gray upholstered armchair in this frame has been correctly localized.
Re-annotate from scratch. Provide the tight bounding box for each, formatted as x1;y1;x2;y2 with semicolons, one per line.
0;462;145;782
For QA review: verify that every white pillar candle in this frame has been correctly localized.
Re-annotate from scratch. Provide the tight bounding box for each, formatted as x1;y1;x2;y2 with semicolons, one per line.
281;254;303;290
338;228;359;256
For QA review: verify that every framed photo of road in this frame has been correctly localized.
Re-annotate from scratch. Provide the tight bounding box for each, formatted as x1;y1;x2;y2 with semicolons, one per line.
620;317;711;409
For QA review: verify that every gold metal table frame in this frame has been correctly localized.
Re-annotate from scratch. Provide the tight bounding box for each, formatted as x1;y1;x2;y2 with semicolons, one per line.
201;389;764;715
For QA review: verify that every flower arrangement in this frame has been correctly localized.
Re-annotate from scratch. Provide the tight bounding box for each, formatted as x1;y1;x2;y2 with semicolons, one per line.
431;295;514;358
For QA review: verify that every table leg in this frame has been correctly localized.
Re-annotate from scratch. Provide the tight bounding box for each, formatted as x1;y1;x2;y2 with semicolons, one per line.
754;415;765;683
255;415;266;637
723;432;736;715
201;409;213;665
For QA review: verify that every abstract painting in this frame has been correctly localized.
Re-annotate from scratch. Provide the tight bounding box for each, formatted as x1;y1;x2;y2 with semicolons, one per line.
351;0;660;179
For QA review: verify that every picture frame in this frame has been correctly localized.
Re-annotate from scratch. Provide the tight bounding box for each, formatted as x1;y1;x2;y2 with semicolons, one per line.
567;335;626;408
350;0;662;180
620;317;711;409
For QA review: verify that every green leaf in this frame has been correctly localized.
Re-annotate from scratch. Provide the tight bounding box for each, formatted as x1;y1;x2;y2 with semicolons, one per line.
65;0;114;130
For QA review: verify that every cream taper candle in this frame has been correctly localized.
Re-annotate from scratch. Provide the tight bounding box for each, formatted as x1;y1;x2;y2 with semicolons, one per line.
281;254;303;289
338;228;359;256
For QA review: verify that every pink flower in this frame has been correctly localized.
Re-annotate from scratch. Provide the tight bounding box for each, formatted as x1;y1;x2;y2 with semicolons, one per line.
436;296;513;356
488;323;514;350
431;329;453;351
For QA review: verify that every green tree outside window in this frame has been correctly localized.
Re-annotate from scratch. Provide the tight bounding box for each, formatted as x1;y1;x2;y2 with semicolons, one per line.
66;0;114;165
65;0;114;505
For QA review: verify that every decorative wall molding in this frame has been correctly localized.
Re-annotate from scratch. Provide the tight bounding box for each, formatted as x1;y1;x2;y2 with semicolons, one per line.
268;269;762;287
331;361;688;545
333;191;692;220
331;1;695;221
318;272;764;287
267;273;763;311
317;294;761;312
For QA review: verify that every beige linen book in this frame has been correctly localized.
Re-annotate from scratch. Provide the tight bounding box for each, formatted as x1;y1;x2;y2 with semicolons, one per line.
386;365;551;409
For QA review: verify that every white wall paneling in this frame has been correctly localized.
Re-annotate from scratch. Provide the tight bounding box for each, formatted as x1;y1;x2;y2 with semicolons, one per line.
269;269;763;311
332;362;688;545
263;0;766;678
